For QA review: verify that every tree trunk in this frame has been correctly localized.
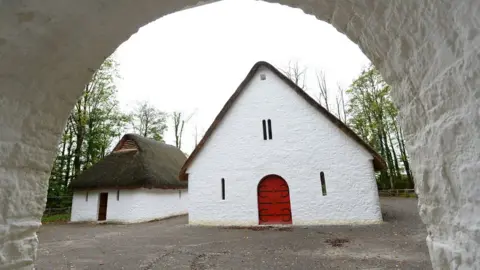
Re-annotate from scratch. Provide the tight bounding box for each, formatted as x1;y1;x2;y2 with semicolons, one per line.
143;117;148;137
376;128;389;189
174;113;180;148
340;87;347;123
101;145;106;158
316;71;329;111
388;130;401;180
383;132;396;189
85;117;94;168
58;123;69;190
64;119;74;188
335;96;342;121
378;110;395;189
399;125;415;188
73;97;86;178
390;115;414;188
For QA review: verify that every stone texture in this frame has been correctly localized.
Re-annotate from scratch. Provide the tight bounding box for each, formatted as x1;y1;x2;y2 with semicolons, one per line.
0;0;478;269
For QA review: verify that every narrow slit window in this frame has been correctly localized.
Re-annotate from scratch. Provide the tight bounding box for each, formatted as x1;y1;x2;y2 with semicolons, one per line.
221;178;225;200
86;191;89;202
267;119;273;139
262;120;267;140
320;172;327;196
117;190;120;201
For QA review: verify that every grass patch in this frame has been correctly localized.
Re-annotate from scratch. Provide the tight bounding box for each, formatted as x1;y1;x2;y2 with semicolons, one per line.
42;213;70;224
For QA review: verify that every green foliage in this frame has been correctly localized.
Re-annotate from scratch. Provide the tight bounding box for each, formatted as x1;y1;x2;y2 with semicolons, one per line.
45;56;170;217
46;56;130;212
346;64;414;190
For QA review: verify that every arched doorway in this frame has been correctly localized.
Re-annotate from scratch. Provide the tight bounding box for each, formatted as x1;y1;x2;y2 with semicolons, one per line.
258;175;292;225
0;1;478;268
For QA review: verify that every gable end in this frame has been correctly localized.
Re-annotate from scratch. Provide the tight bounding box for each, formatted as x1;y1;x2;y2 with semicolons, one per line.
113;138;139;153
179;61;387;180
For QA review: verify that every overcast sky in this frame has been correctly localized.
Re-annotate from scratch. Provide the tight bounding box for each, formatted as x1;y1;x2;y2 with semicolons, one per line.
114;0;370;154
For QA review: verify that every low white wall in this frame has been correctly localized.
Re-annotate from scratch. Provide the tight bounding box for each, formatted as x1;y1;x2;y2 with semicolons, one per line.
71;188;188;223
188;168;381;226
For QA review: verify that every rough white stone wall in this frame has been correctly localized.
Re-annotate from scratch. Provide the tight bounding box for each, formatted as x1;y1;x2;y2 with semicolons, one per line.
70;189;188;223
0;0;478;269
187;67;382;226
70;191;100;222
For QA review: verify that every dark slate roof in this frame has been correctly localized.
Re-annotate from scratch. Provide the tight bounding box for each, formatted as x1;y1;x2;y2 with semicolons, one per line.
179;61;386;180
71;134;187;190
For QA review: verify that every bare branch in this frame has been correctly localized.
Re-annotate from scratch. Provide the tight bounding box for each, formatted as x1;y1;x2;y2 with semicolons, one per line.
316;70;329;111
280;60;307;90
339;83;347;123
172;110;196;150
334;83;347;123
131;101;167;141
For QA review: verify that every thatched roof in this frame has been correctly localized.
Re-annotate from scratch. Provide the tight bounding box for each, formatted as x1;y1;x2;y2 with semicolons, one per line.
71;134;187;190
179;61;386;181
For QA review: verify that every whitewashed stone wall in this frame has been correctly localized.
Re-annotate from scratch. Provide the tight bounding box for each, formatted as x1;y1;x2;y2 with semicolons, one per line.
0;0;478;269
187;66;382;226
70;189;188;223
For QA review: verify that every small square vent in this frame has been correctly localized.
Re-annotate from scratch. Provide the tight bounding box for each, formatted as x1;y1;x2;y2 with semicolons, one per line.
260;74;266;80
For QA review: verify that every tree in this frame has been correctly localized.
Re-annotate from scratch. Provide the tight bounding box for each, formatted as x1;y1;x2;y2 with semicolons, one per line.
171;111;194;150
280;60;307;90
192;124;206;148
315;71;330;111
280;61;334;114
194;125;199;147
335;84;347;123
130;101;167;141
386;101;414;188
69;57;129;175
46;55;129;214
346;64;414;189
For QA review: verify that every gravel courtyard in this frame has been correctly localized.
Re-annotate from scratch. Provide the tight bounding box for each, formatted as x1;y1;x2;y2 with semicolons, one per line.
36;198;431;270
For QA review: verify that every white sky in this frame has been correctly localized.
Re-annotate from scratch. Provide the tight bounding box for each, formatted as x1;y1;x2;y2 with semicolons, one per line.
114;0;370;154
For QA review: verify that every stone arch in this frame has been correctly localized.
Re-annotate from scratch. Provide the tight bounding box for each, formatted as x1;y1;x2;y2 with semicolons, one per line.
0;0;478;269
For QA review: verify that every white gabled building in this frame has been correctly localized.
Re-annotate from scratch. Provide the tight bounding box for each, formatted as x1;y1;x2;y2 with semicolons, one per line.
70;134;188;223
179;61;386;226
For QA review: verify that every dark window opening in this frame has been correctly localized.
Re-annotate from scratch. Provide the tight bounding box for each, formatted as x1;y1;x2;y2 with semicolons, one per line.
262;120;267;140
267;119;273;139
221;178;225;200
320;172;327;196
117;190;120;201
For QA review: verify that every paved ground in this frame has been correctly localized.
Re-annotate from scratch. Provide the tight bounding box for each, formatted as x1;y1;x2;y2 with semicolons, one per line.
36;198;431;270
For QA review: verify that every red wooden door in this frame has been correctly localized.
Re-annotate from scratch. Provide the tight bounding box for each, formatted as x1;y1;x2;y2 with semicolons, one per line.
257;175;292;225
98;193;108;221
